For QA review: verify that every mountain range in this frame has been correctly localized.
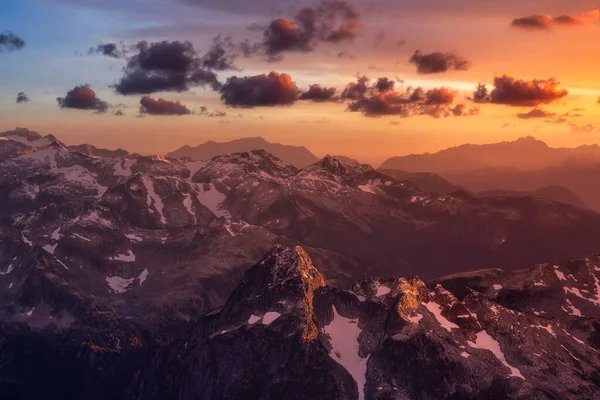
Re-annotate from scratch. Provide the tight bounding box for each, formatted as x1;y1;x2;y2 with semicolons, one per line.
3;128;600;399
166;136;319;168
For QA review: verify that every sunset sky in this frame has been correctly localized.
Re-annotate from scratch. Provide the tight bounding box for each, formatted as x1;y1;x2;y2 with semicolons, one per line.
2;0;600;165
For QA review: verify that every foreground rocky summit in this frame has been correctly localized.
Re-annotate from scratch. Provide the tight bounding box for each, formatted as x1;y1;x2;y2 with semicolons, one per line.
133;246;600;400
3;244;600;399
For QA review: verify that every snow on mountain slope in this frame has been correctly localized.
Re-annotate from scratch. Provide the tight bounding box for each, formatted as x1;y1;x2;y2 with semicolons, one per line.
134;246;600;400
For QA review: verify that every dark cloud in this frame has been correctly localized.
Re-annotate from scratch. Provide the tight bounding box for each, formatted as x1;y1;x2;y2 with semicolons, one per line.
197;106;227;117
471;83;489;103
473;75;569;107
200;36;238;71
139;96;191;115
516;108;557;119
409;50;470;74
374;77;395;93
299;84;337;102
449;104;479;117
340;75;369;100
337;50;355;59
511;10;600;30
16;92;29;103
0;32;25;52
114;40;221;95
424;87;457;105
57;85;108;113
343;76;467;118
570;123;598;133
88;42;126;58
260;0;363;59
395;39;407;47
219;71;299;107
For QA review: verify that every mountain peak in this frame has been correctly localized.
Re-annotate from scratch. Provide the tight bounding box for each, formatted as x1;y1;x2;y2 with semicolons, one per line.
222;245;325;341
513;136;548;147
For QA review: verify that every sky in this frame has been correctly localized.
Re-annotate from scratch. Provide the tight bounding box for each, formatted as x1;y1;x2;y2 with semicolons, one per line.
2;0;600;166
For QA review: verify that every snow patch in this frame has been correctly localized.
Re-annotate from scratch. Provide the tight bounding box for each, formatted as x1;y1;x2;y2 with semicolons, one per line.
407;313;423;324
424;301;459;332
43;243;58;255
126;233;143;242
0;264;14;275
142;176;167;224
248;315;261;324
468;330;524;379
554;266;567;281
196;183;229;218
375;285;391;297
322;305;369;400
138;268;149;285
493;284;503;291
358;184;376;194
262;311;281;325
106;276;135;294
50;227;62;240
112;249;136;262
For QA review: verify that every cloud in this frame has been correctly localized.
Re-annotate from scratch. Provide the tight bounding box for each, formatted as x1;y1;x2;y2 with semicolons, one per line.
299;84;337;102
374;77;395;93
139;96;191;115
88;42;126;58
424;87;457;105
511;10;600;30
570;123;598;133
197;106;227;117
200;35;238;71
473;75;568;107
114;109;125;116
114;40;221;95
259;0;363;59
343;76;469;118
341;75;369;100
16;92;29;103
219;71;299;107
57;85;108;113
409;50;470;74
516;108;557;119
0;32;25;52
337;50;355;59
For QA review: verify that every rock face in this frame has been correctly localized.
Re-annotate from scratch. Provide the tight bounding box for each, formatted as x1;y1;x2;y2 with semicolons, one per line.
166;137;319;168
3;131;600;399
133;246;600;400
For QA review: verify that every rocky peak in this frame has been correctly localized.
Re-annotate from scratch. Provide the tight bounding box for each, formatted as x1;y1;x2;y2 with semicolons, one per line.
220;245;325;340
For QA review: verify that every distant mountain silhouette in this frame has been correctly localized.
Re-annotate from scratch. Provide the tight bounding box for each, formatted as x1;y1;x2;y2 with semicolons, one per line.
380;136;600;172
167;137;319;168
379;169;458;193
477;186;589;209
380;137;600;211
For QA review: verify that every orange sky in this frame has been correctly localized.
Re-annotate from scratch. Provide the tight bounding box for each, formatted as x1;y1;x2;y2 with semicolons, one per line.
2;0;600;166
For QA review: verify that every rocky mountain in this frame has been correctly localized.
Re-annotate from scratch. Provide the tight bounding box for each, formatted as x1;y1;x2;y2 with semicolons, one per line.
166;137;319;168
379;136;600;173
3;131;600;398
133;246;600;400
477;186;589;210
8;245;600;399
379;137;600;212
379;169;459;194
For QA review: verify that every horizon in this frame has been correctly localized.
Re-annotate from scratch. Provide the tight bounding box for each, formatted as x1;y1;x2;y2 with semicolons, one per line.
3;1;600;165
4;126;600;168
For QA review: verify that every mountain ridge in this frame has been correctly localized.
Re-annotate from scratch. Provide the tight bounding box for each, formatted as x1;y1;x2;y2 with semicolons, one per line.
166;136;320;168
